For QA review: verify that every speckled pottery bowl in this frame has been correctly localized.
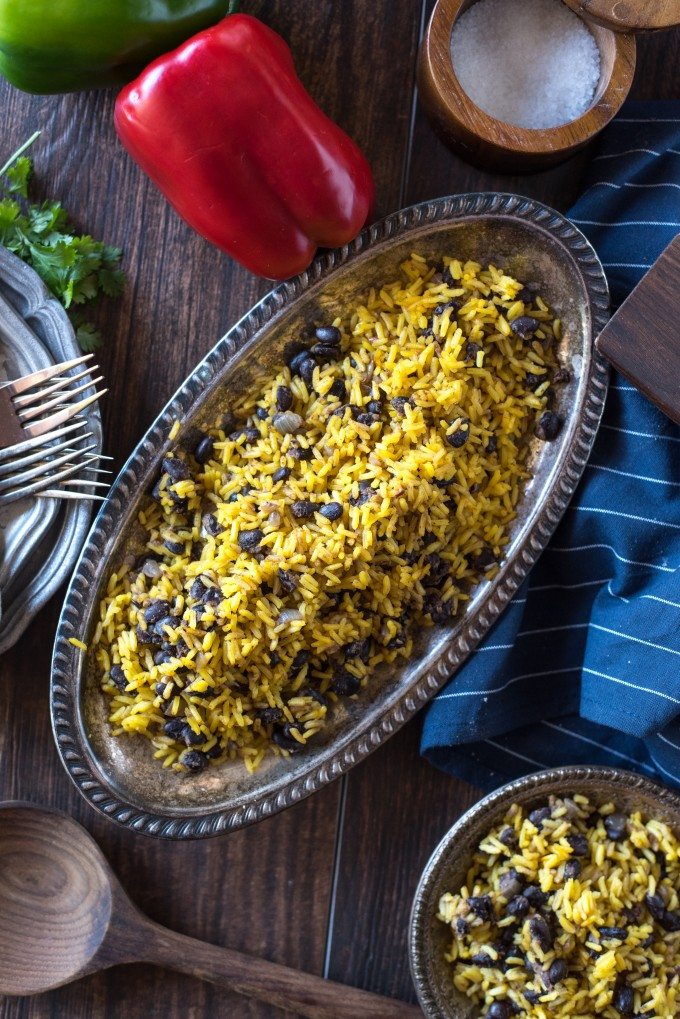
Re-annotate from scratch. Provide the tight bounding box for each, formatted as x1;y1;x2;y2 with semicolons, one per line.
409;765;680;1018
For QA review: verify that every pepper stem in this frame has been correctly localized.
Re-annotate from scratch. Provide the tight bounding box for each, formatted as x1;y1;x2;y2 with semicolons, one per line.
0;130;41;179
227;0;240;12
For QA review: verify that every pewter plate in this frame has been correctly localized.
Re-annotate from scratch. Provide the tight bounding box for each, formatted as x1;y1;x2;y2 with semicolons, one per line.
0;246;102;654
409;765;680;1018
51;194;609;839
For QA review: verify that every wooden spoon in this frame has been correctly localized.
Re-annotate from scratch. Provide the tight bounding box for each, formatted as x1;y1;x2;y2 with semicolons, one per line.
0;802;421;1018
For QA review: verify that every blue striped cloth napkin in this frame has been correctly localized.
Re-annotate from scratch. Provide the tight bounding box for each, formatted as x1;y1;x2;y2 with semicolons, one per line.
421;101;680;790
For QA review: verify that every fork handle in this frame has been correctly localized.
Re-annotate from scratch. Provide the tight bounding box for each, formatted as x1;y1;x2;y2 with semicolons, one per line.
0;386;24;448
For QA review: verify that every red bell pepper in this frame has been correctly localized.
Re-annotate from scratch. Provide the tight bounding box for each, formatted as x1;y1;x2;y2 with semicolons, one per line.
114;13;374;279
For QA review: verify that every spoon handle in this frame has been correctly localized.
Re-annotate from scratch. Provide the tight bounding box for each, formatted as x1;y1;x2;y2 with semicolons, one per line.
139;920;421;1018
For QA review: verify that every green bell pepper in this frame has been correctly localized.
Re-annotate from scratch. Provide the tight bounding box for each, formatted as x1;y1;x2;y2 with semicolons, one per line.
0;0;230;94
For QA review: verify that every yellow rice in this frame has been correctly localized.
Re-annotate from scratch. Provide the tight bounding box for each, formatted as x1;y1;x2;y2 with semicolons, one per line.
438;795;680;1017
93;255;561;774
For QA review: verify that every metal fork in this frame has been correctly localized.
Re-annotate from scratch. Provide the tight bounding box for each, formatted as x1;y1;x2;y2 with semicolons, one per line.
0;354;107;449
0;423;112;505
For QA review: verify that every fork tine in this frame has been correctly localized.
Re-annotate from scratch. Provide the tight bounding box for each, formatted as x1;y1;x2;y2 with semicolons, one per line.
59;478;111;489
18;376;105;422
2;354;94;395
39;491;107;503
12;366;100;409
0;443;98;493
24;390;107;438
0;455;102;503
0;418;89;462
0;433;94;478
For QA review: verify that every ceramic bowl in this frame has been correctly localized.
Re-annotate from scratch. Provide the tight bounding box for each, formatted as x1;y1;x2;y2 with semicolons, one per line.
417;0;637;172
409;765;680;1018
51;193;608;839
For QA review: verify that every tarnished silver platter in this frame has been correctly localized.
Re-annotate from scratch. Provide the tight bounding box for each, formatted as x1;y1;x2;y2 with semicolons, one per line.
51;194;609;839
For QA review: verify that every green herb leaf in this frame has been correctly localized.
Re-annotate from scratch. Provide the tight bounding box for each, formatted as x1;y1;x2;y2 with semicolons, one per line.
0;132;125;350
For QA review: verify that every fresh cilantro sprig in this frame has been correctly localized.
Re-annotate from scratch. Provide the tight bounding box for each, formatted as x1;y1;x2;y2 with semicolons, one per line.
0;131;125;351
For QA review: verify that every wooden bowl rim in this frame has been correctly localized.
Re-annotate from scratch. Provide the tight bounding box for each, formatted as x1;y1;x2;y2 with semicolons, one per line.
423;0;637;156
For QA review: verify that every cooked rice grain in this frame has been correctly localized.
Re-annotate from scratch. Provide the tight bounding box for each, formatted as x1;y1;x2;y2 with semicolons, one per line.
95;256;560;774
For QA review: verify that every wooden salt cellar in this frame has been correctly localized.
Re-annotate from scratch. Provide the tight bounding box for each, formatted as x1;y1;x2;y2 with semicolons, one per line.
417;0;638;172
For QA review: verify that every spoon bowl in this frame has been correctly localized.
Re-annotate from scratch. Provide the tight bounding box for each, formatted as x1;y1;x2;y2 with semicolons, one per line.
0;804;113;995
0;802;420;1018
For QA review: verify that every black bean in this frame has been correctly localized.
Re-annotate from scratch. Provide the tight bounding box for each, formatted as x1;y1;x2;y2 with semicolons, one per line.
499;826;517;846
612;976;635;1016
470;952;494;967
604;813;627;841
180;750;208;773
144;600;172;625
135;624;159;646
367;399;383;415
523;990;541;1005
498;868;524;899
660;909;680;933
299;358;315;384
454;917;469;936
553;367;571;385
311;342;339;363
423;593;451;624
387;632;407;649
268;651;282;667
291;650;310;672
524;372;544;391
272;723;304;752
162;455;190;482
301;686;329;707
255;406;268;420
291;499;317;519
277;568;299;594
163;719;187;740
599;926;628;941
229;426;260;443
154;680;175;699
467;895;494;922
182;725;205;746
356;412;378;426
566;833;589;857
288;349;309;372
486;435;498;454
536;411;563;442
109;665;127;691
506;895;529;918
528;915;552;952
344;638;371;661
164;538;185;554
523;886;548;908
645;892;666;921
194;434;214;464
289;444;313;461
275;385;293;412
272;466;291;483
329;378;346;400
331;668;361;697
153;649;173;666
319;502;343;521
238;528;264;551
510;315;540;339
486;1003;512;1019
256;706;283;725
202;586;222;604
564;859;581;879
465;341;481;362
447;421;470;447
315;325;341;345
529;806;551;829
472;546;497;572
203;512;224;537
390;396;411;415
349;481;374;506
547;959;568;984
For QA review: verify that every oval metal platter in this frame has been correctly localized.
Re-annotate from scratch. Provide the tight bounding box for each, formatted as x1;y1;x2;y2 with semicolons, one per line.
51;194;609;839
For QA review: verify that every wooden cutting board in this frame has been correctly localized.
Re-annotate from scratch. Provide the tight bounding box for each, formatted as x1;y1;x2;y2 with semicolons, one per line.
595;233;680;423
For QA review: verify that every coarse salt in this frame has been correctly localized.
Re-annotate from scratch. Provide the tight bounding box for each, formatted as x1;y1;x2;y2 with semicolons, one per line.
450;0;601;130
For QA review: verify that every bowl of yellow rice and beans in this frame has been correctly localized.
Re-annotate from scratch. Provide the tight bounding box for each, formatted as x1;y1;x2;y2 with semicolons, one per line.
51;193;609;838
410;767;680;1019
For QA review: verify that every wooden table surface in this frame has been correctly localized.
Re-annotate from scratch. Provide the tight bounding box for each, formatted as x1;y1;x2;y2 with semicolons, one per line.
1;4;679;1017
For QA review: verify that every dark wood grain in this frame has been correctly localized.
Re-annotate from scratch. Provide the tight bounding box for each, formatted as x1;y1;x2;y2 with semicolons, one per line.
596;234;680;423
1;4;680;1018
